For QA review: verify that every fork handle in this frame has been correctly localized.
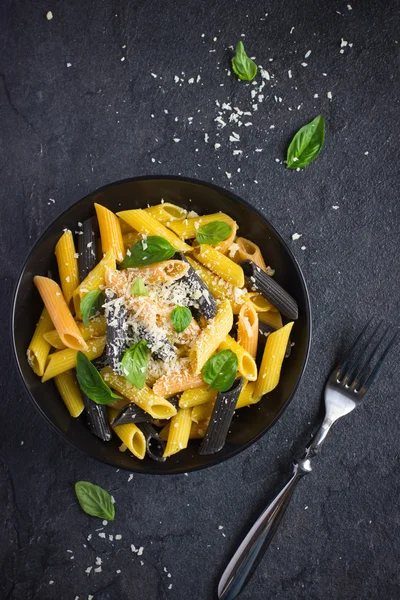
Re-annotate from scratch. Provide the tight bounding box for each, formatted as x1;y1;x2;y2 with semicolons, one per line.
218;463;307;600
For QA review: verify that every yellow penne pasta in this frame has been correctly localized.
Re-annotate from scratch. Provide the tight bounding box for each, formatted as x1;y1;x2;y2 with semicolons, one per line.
55;230;80;308
253;322;294;400
34;276;88;352
152;365;204;397
116;209;192;252
94;203;125;262
163;408;192;457
247;291;276;313
258;311;283;329
237;301;259;359
145;203;187;223
109;408;146;459
42;336;106;382
43;315;106;349
235;237;269;272
236;381;257;409
191;401;214;423
168;212;235;239
101;367;177;419
54;370;85;418
215;221;238;255
122;231;142;250
159;422;170;441
189;420;209;439
26;308;54;376
118;218;134;233
218;334;258;381
179;386;217;408
186;256;247;314
190;299;233;374
192;245;245;288
72;249;116;317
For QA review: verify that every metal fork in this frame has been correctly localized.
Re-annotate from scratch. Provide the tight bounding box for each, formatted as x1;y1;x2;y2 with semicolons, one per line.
218;321;398;600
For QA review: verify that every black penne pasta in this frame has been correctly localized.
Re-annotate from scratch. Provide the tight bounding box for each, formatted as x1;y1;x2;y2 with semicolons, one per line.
167;395;180;410
174;252;217;320
78;217;98;281
105;289;128;372
240;260;298;320
199;377;244;455
91;352;108;371
111;403;152;426
137;423;166;462
135;324;176;362
82;393;112;442
257;320;291;358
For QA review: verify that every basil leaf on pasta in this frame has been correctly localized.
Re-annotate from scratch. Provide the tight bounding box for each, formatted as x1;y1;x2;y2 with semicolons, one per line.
80;290;104;327
120;236;175;268
121;340;149;389
286;115;325;169
232;41;258;81
75;481;115;520
171;306;192;333
196;221;232;245
131;277;149;296
76;352;121;404
202;349;238;392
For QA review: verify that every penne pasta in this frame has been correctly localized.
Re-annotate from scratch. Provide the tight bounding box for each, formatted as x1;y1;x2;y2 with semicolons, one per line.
26;308;54;376
163;408;192;457
118;218;134;234
253;322;294;400
94;203;125;263
218;334;258;381
101;367;177;419
41;336;106;382
83;393;112;441
145;203;188;223
122;231;142;250
215;221;238;255
235;237;269;273
34;276;88;352
190;299;233;374
78;218;98;281
189;420;209;439
192;245;245;288
152;361;204;397
54;370;85;418
109;408;146;459
258;310;283;330
247;291;276;313
235;381;257;409
55;230;80;308
72;248;116;317
191;401;215;423
237;301;259;359
179;386;217;408
43;315;106;350
168;212;235;239
116;209;192;252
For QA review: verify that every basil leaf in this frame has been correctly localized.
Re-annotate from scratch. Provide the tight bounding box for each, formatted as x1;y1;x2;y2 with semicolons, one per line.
286;115;325;169
232;41;258;81
196;221;232;245
75;481;115;520
76;351;121;404
120;236;175;268
121;340;149;389
202;349;238;392
131;277;149;297
80;290;104;327
171;306;192;333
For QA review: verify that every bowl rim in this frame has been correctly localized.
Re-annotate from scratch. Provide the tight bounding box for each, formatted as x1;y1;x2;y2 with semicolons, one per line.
11;175;312;474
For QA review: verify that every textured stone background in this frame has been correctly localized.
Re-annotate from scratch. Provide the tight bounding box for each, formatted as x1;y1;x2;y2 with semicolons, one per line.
1;0;400;599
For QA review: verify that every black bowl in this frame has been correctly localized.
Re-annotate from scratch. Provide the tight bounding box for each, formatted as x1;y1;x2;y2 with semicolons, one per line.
12;176;311;474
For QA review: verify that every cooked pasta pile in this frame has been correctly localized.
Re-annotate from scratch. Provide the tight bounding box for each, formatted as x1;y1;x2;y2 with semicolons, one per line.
27;202;298;460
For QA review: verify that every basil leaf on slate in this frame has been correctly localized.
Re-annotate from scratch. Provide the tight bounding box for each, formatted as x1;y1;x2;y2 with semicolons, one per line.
202;349;238;392
120;340;149;389
131;277;149;296
232;41;258;81
75;481;115;520
81;290;104;327
120;236;175;268
286;115;325;169
76;351;121;404
171;306;192;333
196;221;232;245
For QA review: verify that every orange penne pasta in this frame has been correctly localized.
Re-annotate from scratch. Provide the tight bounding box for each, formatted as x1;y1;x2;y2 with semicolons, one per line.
152;359;204;397
55;230;80;308
192;245;245;288
95;203;125;262
237;301;259;359
234;237;269;271
34;276;88;351
43;315;106;350
215;221;238;255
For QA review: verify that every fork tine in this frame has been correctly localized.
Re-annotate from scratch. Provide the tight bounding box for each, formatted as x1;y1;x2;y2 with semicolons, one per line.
357;329;399;392
350;326;390;389
338;319;376;382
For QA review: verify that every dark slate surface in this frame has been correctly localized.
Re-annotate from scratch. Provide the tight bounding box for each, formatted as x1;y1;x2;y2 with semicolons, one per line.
1;0;400;598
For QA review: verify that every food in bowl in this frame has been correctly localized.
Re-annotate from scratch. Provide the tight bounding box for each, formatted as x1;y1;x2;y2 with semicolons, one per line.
26;201;298;461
